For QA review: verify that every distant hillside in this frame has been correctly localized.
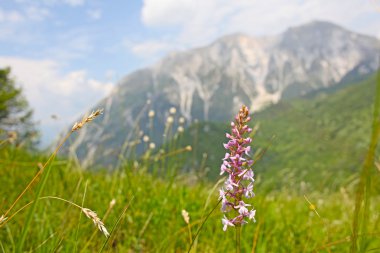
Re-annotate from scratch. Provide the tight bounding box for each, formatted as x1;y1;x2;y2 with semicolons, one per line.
177;72;379;190
61;20;380;169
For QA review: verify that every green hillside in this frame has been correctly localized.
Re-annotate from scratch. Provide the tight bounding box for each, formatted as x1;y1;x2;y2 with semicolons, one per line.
177;73;379;191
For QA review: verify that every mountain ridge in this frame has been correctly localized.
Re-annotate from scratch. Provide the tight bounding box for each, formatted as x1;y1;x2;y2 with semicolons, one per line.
61;20;380;168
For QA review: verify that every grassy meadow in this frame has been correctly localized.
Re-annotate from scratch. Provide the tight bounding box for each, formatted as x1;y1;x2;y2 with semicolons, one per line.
0;74;380;252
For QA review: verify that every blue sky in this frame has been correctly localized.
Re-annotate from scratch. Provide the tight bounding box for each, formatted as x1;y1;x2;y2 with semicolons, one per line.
0;0;379;146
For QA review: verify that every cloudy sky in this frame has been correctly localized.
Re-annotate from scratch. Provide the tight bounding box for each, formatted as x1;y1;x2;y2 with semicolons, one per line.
0;0;379;146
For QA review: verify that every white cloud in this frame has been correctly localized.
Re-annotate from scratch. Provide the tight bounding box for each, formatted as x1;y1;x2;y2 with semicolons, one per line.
140;0;380;55
0;8;24;23
25;6;51;21
142;0;198;27
63;0;85;7
44;29;94;61
0;57;114;145
0;6;51;23
39;0;86;7
126;39;175;59
0;6;50;43
87;9;102;20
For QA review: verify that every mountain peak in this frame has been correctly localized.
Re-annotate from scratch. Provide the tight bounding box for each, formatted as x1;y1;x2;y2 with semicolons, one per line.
290;20;346;31
63;21;380;168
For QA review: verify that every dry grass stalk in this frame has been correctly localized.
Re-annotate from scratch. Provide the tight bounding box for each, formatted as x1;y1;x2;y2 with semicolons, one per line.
303;195;321;218
182;209;190;224
109;199;116;209
0;215;7;225
72;109;103;132
82;208;110;237
182;209;193;247
7;131;17;143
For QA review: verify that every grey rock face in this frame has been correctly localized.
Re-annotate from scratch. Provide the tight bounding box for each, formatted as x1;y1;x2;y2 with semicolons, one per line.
62;21;380;168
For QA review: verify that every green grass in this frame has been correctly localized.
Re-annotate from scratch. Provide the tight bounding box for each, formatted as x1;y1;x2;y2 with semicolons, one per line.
0;143;379;252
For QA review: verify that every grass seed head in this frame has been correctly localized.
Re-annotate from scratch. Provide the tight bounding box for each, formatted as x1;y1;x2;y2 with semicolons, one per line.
109;199;116;208
82;208;110;237
181;209;190;224
0;215;7;225
72;109;103;132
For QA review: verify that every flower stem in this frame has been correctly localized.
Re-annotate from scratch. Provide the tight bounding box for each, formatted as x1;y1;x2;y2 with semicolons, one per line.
236;225;241;253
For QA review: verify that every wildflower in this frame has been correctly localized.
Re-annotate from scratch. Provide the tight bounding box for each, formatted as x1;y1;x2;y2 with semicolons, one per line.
244;183;254;198
179;117;185;124
219;105;256;231
222;216;235;231
248;210;256;222
234;201;251;215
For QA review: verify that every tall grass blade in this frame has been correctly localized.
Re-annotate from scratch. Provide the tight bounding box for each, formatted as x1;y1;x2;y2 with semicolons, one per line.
16;160;55;252
350;71;380;253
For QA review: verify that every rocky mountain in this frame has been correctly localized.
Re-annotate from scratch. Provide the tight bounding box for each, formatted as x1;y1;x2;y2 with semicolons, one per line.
62;20;380;168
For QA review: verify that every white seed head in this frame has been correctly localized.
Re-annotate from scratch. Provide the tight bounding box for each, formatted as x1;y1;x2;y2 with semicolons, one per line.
181;209;190;224
179;117;185;124
148;110;155;118
109;199;116;208
149;142;156;149
166;116;174;124
185;145;192;151
177;126;184;133
0;215;8;224
143;135;150;142
169;107;177;114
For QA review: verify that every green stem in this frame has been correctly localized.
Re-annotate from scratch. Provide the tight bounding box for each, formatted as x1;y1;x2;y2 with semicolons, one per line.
236;225;241;253
99;196;134;253
16;160;54;252
187;199;222;253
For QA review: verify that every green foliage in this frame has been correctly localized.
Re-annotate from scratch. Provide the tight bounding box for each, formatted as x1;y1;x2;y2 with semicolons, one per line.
0;67;37;146
0;145;379;252
177;73;380;191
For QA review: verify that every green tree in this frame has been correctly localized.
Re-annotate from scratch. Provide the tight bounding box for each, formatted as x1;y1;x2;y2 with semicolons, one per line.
0;67;38;145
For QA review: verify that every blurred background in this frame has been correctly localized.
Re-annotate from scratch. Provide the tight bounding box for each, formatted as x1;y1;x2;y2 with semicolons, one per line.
1;1;380;252
0;0;379;147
